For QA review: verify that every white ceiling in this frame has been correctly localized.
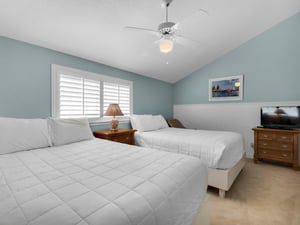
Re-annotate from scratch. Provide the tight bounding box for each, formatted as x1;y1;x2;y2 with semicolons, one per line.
0;0;299;83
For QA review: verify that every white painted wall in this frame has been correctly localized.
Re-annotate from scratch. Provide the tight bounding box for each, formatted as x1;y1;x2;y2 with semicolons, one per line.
174;101;300;158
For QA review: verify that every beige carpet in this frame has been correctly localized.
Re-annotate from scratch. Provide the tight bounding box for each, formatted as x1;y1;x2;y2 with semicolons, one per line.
195;159;300;225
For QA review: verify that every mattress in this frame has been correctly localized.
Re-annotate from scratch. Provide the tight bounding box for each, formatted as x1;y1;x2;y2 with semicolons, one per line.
135;128;245;169
0;138;207;225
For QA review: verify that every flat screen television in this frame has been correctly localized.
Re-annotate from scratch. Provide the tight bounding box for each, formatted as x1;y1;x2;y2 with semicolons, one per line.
260;106;300;130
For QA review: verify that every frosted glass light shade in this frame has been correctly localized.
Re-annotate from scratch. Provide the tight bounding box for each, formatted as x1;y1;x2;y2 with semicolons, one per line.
160;38;174;53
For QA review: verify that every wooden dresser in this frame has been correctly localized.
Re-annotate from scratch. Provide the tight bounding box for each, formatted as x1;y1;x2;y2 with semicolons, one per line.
253;128;300;170
93;128;136;145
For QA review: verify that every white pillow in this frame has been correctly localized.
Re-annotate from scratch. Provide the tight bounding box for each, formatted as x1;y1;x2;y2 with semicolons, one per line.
0;117;52;155
152;115;169;129
48;118;94;146
130;114;150;130
130;115;157;132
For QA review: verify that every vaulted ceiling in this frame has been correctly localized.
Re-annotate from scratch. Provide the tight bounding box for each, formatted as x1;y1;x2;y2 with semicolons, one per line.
1;0;299;83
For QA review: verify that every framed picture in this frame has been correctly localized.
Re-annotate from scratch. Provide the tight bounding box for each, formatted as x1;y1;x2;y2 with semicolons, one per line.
208;75;243;101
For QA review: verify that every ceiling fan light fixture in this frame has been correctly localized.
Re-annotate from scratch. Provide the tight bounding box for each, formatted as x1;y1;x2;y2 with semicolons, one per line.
160;37;174;53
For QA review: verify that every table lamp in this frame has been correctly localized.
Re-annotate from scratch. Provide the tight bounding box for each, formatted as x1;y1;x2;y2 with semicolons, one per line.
104;103;124;131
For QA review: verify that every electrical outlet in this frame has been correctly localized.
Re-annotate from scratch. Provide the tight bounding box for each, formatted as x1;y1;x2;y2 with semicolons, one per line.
250;142;254;148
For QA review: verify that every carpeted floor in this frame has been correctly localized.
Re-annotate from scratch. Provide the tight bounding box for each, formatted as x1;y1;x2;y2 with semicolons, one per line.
204;159;300;225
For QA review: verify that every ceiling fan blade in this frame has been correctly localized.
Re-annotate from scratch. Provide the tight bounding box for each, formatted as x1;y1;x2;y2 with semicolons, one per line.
176;34;201;46
174;8;209;30
124;26;159;36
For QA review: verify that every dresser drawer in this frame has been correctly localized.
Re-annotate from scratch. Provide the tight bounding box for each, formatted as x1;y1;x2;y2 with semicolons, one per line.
258;149;293;162
258;132;293;142
258;132;273;140
258;141;293;151
274;133;293;142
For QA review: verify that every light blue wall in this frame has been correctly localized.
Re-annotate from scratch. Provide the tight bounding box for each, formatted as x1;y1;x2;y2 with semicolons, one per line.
173;12;300;104
0;36;173;121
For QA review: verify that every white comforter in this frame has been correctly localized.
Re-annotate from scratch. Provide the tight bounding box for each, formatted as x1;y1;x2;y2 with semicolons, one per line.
0;138;207;225
135;128;245;169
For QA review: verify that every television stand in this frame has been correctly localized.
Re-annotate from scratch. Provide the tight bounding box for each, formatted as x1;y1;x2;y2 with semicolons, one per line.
252;128;300;170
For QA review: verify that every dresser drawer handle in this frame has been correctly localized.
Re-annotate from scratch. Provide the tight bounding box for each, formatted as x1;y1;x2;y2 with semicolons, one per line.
280;136;287;140
125;137;129;140
282;153;288;157
282;144;288;148
263;135;268;138
262;150;267;154
262;143;268;146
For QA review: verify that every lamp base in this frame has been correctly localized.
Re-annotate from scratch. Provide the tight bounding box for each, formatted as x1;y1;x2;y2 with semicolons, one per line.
110;117;119;131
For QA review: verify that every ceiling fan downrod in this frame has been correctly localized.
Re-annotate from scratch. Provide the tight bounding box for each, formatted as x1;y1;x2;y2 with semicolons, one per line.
159;0;175;35
162;0;172;22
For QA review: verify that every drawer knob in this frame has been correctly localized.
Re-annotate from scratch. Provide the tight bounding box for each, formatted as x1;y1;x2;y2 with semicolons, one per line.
263;135;268;138
282;144;288;148
262;151;267;154
282;153;288;157
281;136;287;139
263;143;267;146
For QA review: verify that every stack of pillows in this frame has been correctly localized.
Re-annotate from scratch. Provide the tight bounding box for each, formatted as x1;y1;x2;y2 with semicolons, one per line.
0;114;169;155
0;117;94;155
130;114;169;132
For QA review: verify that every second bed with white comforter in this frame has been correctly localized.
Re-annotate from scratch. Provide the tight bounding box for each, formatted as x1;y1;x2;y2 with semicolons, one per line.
135;127;245;169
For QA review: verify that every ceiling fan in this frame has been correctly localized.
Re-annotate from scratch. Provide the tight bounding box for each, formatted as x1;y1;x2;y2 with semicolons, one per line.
125;0;207;54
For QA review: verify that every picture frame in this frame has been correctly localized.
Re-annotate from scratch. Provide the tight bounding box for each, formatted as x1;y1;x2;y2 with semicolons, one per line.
208;75;243;101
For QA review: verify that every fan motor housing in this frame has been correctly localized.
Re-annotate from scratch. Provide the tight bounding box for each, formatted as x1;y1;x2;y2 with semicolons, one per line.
158;22;176;35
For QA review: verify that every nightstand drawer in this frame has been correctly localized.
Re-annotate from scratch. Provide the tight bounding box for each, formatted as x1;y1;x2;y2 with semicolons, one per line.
111;135;134;145
93;129;136;145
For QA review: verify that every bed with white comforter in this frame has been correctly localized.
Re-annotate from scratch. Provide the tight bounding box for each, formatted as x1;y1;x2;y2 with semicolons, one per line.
131;114;246;197
0;138;208;225
135;127;245;169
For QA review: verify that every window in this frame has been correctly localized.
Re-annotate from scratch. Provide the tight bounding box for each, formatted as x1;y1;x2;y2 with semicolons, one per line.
52;64;132;123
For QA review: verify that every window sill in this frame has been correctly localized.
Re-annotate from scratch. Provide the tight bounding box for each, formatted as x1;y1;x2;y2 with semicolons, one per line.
89;117;130;126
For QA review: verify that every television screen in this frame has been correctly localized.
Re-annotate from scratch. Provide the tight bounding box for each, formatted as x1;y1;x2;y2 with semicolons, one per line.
261;106;300;129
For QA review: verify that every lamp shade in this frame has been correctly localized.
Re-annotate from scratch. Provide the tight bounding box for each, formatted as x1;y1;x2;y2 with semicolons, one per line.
160;38;174;53
104;104;124;117
234;81;241;87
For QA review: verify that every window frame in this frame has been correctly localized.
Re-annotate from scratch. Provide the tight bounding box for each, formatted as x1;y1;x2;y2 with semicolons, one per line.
51;64;133;125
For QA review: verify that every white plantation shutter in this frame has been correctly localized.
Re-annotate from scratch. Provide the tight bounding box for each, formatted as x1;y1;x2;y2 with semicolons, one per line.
59;74;100;118
59;74;83;118
83;79;101;118
119;85;131;116
103;82;131;116
52;64;132;121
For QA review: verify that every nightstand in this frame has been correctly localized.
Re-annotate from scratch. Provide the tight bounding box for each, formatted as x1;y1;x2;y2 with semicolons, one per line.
93;128;137;145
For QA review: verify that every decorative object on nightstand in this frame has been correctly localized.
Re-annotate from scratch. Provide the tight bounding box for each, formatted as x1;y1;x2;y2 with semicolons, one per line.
93;128;136;145
104;103;124;131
